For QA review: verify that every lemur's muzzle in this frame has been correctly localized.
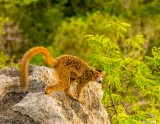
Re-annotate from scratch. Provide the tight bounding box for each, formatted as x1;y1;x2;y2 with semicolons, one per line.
97;77;103;83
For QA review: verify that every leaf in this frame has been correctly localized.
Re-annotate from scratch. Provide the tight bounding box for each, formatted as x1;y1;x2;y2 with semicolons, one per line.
121;22;131;28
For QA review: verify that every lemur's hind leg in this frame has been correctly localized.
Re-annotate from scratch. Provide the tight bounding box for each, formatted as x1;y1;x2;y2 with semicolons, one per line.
45;78;70;95
76;82;88;103
64;78;75;98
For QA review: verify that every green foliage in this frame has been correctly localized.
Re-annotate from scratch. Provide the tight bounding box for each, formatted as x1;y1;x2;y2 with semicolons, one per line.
0;17;9;35
0;0;160;61
0;0;64;53
0;17;17;68
0;17;8;69
146;47;160;67
0;0;38;7
0;0;109;54
86;22;160;123
0;51;8;69
0;51;18;69
53;11;112;58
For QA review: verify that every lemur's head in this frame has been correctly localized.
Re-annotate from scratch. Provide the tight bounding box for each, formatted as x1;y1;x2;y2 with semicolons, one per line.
91;68;105;83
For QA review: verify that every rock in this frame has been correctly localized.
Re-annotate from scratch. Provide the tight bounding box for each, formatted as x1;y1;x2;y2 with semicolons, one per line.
0;65;111;124
0;67;20;100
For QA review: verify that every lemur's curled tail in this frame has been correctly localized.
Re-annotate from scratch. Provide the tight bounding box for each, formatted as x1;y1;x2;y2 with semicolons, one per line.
20;46;56;91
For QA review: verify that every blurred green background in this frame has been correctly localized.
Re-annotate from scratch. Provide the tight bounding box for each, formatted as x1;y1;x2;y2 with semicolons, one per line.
0;0;160;123
0;0;160;65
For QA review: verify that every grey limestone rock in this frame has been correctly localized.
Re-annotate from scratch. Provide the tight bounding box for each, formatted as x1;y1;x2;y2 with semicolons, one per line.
0;65;110;124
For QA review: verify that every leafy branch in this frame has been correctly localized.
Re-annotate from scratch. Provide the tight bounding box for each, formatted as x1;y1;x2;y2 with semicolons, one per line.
86;21;160;123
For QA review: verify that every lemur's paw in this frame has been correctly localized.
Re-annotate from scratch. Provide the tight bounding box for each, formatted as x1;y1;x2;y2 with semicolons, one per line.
45;91;51;96
66;93;74;98
78;98;84;104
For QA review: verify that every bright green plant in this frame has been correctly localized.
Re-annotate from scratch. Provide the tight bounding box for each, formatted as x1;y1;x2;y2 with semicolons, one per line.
86;22;160;123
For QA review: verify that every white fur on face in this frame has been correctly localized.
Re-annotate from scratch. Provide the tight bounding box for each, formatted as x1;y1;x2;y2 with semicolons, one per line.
97;77;103;83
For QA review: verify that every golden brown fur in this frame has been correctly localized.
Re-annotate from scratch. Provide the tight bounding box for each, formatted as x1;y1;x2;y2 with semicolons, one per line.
20;46;104;103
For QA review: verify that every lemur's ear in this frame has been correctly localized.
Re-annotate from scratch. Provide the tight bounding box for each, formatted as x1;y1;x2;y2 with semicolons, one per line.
94;68;105;76
94;68;102;72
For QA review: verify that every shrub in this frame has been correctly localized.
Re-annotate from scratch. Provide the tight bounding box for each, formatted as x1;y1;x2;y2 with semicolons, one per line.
86;22;160;123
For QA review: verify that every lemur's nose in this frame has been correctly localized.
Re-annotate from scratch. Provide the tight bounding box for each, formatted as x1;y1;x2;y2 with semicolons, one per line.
98;80;102;83
97;77;103;83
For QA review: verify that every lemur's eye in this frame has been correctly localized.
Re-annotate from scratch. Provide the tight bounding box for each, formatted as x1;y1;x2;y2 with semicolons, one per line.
96;75;99;78
96;74;100;78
